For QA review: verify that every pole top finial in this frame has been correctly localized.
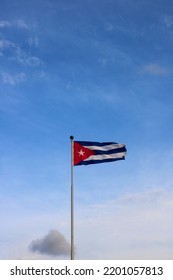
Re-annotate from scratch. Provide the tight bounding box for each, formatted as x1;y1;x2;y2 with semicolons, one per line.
70;135;74;140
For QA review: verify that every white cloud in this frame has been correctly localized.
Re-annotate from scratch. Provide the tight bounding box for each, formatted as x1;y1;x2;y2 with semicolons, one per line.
15;19;29;29
75;188;173;259
1;187;173;260
15;47;42;66
0;39;15;51
0;39;42;67
0;19;29;29
1;72;26;85
98;58;108;65
0;20;11;28
162;15;173;28
28;37;39;47
141;63;169;76
104;22;114;32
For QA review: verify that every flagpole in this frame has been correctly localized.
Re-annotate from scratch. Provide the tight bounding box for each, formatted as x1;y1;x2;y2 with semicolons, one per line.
70;135;74;260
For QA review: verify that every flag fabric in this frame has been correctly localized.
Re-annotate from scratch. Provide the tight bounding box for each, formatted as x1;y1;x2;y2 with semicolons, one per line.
73;141;127;166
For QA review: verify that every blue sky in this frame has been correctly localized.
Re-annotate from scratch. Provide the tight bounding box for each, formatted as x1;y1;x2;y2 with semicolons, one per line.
1;0;173;259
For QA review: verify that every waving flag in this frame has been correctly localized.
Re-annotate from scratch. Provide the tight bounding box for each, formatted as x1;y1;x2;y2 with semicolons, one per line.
73;141;127;166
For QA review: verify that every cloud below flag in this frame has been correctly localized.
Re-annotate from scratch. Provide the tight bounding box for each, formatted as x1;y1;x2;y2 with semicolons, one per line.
73;141;127;166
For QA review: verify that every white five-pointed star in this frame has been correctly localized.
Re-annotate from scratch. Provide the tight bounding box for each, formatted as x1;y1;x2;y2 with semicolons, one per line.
78;149;85;156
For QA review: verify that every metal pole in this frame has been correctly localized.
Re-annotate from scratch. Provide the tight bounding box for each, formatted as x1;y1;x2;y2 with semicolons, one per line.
70;136;74;260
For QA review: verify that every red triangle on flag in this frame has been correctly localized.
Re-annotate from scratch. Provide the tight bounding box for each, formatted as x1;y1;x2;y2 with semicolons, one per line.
73;142;96;165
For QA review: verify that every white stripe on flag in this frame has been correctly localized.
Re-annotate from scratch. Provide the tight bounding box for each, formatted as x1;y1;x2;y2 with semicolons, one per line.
83;143;125;151
84;152;125;162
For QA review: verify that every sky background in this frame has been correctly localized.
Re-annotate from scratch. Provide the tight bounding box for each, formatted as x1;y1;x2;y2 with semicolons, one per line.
1;0;173;260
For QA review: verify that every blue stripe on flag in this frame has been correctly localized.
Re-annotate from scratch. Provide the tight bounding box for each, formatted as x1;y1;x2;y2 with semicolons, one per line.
94;147;126;155
75;157;125;165
76;141;118;147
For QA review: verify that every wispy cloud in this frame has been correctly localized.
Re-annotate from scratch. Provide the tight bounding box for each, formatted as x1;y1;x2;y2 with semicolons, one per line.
162;15;173;29
76;187;173;259
14;47;42;67
1;72;26;85
104;22;114;32
0;39;42;67
140;63;169;76
0;20;11;28
15;19;29;29
0;19;29;29
0;39;15;51
28;37;39;47
29;230;70;257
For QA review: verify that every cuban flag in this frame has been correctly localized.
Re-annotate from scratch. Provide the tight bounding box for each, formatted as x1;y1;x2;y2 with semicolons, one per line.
73;141;127;166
